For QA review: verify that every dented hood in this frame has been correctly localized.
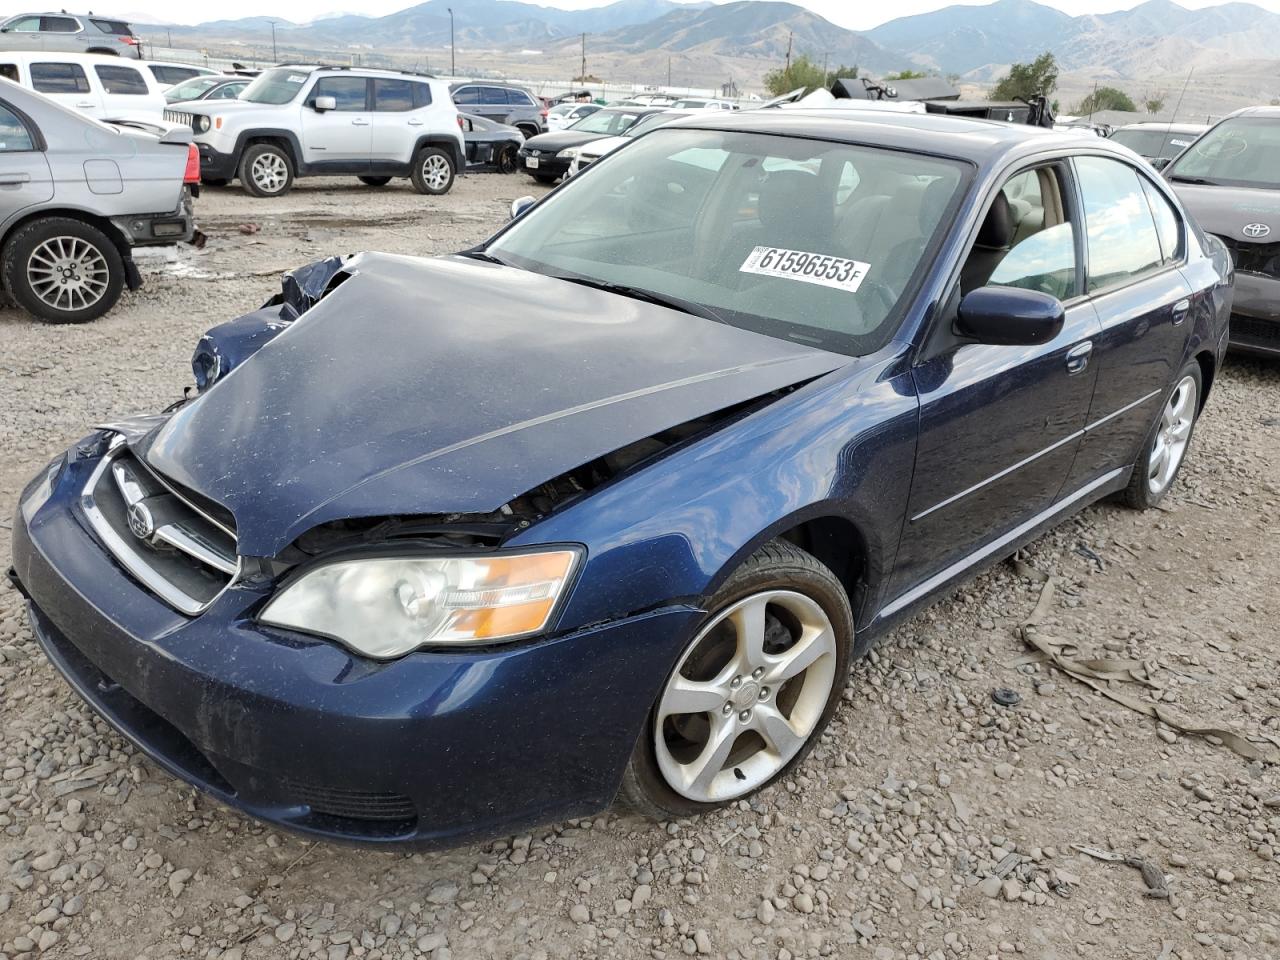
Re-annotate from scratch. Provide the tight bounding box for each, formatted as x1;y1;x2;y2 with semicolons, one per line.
139;253;846;557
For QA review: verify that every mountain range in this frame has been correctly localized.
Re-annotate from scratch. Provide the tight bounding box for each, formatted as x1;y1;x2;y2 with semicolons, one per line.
137;0;1280;87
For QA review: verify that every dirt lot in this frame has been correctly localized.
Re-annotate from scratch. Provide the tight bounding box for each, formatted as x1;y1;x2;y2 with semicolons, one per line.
1;171;1279;960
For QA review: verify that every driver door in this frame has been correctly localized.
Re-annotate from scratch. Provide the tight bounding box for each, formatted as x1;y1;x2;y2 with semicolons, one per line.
300;76;372;168
890;163;1103;596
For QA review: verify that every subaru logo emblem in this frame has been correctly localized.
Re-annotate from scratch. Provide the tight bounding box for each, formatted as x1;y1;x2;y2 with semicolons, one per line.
1242;222;1271;239
127;502;155;540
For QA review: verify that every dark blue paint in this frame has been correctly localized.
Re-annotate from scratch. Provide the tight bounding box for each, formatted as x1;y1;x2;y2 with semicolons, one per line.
11;111;1232;847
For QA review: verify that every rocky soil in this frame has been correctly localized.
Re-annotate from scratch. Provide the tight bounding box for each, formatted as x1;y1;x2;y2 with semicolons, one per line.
1;172;1278;960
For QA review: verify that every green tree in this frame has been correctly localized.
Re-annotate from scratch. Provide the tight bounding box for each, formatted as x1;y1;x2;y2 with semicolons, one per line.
883;69;928;80
763;54;828;96
1144;96;1165;115
1079;86;1137;114
989;51;1058;101
826;63;859;85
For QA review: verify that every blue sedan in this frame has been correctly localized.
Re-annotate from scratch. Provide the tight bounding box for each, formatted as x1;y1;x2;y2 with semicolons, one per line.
11;109;1232;847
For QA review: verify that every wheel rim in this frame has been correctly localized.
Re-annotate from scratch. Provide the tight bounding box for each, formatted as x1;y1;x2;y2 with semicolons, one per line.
654;589;837;803
1148;374;1197;496
26;236;110;313
251;152;287;193
422;154;450;189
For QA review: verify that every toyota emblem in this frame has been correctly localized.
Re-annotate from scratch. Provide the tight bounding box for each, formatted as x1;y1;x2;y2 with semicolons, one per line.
127;502;155;540
1242;222;1271;239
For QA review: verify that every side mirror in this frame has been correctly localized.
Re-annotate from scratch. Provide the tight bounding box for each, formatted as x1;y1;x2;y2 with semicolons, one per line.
1149;156;1172;171
312;95;336;112
509;195;536;220
956;286;1064;346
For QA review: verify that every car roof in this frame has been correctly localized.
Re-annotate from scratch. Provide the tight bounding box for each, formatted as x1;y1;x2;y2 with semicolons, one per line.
0;50;142;64
273;63;437;80
449;81;530;90
1115;121;1207;132
1228;105;1280;120
663;108;1123;165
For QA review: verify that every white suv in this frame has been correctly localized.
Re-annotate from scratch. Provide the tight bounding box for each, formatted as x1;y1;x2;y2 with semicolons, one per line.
166;65;464;198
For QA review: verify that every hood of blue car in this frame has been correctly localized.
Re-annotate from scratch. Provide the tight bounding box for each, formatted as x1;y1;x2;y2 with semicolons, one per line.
139;253;847;557
1171;182;1280;242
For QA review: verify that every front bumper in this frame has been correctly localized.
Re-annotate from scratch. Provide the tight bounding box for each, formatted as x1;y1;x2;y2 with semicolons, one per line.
196;142;239;182
1229;271;1280;356
11;445;698;847
518;148;570;178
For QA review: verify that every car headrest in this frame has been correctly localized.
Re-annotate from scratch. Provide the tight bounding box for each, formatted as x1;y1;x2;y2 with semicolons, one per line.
919;177;954;233
759;170;833;244
976;191;1015;249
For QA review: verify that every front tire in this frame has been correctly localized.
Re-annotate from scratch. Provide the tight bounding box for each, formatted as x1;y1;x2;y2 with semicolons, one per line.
239;143;293;198
2;217;124;323
359;175;392;187
496;144;519;174
410;148;455;195
1121;361;1202;509
620;540;853;819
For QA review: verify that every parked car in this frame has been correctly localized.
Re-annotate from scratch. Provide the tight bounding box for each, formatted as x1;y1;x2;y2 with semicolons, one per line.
164;75;248;105
518;106;663;183
1165;106;1279;356
143;61;221;89
449;82;545;139
545;101;599;131
567;109;692;175
461;113;523;173
165;65;463;197
11;109;1230;847
1110;121;1207;168
0;51;165;122
0;11;140;59
670;98;736;111
0;78;196;322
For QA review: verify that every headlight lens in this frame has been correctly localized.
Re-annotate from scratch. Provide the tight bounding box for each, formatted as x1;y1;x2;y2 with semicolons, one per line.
196;115;212;133
19;456;64;526
556;147;579;159
259;549;580;658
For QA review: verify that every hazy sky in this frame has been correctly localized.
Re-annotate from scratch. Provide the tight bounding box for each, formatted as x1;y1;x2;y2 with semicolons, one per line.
6;0;1280;31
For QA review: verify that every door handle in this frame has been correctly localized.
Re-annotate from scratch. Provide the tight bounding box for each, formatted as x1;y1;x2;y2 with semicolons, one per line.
351;118;371;126
76;100;96;108
1065;340;1093;375
408;118;424;126
1171;298;1190;325
0;173;31;185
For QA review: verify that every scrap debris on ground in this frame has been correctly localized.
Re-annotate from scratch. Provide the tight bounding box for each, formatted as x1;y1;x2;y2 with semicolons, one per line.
1;176;1278;960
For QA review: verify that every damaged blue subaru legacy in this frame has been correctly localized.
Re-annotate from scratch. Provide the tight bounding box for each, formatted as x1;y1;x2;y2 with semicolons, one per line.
12;111;1231;847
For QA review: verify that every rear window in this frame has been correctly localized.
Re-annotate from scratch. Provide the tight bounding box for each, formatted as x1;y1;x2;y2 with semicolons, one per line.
90;19;133;35
413;82;432;109
0;104;35;152
374;78;414;112
96;64;148;95
31;62;90;94
149;65;201;85
40;16;80;33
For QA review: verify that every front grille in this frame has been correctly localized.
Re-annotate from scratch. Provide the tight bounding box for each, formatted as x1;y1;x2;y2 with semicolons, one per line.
1215;234;1280;277
279;777;417;823
82;438;239;615
163;109;194;129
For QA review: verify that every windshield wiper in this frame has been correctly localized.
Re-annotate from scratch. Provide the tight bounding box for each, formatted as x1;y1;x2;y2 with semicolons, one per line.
1169;175;1218;185
458;249;512;266
551;274;727;325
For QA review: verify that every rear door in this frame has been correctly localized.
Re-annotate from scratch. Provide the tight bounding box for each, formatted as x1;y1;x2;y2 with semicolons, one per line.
0;99;53;224
370;77;429;163
299;75;372;168
93;61;155;121
1061;155;1193;489
37;15;83;54
28;61;104;118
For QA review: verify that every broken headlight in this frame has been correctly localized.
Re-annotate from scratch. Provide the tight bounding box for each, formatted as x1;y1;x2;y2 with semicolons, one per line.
258;549;580;659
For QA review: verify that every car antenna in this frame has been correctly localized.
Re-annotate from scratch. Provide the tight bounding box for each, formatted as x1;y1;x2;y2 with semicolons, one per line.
1168;67;1193;128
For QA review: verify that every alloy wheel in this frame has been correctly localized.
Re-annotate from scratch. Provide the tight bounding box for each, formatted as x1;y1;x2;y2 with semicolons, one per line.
26;236;110;313
1148;374;1197;496
251;153;288;193
421;154;451;190
654;589;837;803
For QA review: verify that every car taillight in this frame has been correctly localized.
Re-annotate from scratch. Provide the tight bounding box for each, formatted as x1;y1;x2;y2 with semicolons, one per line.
457;115;464;129
540;108;548;117
119;35;138;45
184;143;200;184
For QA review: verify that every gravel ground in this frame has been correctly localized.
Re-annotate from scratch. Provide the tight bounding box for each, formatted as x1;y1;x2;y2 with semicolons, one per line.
1;172;1279;960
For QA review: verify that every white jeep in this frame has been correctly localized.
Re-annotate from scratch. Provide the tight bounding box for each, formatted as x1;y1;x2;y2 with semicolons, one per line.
166;65;464;198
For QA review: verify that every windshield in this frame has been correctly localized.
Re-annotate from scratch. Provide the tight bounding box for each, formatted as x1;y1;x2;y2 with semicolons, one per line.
240;67;310;105
488;128;966;356
569;109;643;134
1111;127;1198;160
623;111;691;137
164;75;225;103
1168;117;1280;189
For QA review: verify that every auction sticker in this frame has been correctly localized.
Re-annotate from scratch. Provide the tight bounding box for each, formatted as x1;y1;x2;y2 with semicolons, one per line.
739;245;870;293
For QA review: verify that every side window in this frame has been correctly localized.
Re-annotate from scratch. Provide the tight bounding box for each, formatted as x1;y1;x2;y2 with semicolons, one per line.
150;66;200;85
0;103;36;151
210;82;244;100
511;91;535;107
963;166;1080;300
1139;178;1182;264
479;86;509;105
40;16;80;32
0;64;18;83
96;65;148;95
30;63;90;94
1075;156;1164;294
6;17;42;31
412;83;433;109
373;78;414;112
451;86;478;105
311;76;368;111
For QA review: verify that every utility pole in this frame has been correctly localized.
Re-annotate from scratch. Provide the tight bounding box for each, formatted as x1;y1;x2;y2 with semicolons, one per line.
267;20;278;62
580;32;586;81
448;7;455;77
821;51;828;80
667;56;671;87
784;31;792;76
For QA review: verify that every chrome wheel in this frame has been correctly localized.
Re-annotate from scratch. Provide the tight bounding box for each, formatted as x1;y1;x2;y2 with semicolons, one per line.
654;589;838;803
251;152;288;193
421;153;451;190
1148;374;1197;496
26;236;110;313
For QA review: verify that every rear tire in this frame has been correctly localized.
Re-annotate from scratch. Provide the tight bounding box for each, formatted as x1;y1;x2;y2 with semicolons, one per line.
532;173;557;185
359;175;392;187
85;47;118;56
239;143;293;198
2;217;124;324
619;539;853;820
496;144;519;174
1120;360;1202;510
410;148;455;195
